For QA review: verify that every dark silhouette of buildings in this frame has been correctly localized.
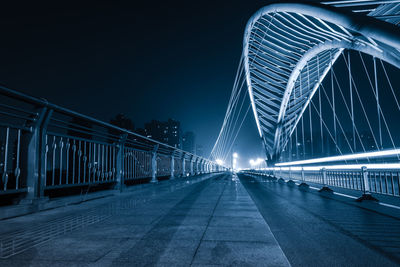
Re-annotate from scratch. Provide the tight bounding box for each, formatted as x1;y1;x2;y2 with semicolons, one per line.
144;119;181;148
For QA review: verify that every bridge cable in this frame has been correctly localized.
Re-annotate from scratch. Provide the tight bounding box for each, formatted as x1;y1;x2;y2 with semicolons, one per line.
380;59;400;112
340;53;381;151
330;50;338;152
357;52;397;151
211;13;277;163
331;63;378;152
307;62;314;157
222;104;252;163
210;54;244;160
310;100;345;157
358;52;399;157
317;55;325;155
348;51;357;151
215;70;247;160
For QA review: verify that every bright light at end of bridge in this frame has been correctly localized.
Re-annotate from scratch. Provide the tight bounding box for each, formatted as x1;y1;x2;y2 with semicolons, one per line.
233;152;238;158
215;159;224;165
249;158;264;167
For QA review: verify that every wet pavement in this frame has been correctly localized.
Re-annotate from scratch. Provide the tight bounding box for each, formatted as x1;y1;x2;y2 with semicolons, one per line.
240;173;400;267
0;172;290;266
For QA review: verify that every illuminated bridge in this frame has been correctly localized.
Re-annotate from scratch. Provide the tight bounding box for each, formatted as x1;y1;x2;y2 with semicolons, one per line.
1;1;400;266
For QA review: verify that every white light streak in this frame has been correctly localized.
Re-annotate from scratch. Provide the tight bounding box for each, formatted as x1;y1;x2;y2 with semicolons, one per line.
276;149;400;167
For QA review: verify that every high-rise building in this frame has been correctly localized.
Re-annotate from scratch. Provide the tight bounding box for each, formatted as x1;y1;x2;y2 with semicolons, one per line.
182;131;195;154
144;119;181;148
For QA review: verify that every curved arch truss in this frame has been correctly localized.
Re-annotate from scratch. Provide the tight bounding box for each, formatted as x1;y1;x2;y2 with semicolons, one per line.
244;2;400;161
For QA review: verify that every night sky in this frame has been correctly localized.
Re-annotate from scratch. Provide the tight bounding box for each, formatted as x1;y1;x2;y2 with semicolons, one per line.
1;1;399;168
0;0;273;168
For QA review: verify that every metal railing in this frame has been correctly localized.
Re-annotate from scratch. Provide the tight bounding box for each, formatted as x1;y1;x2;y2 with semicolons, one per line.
243;166;400;197
0;86;224;202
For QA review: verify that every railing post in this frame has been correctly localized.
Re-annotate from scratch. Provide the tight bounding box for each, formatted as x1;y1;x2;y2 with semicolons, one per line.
299;167;309;188
115;134;127;192
182;155;186;177
197;159;201;174
362;166;370;194
170;153;175;180
287;167;295;185
190;156;194;176
199;159;203;174
319;168;332;192
22;108;52;203
278;167;285;183
150;145;158;183
357;166;378;202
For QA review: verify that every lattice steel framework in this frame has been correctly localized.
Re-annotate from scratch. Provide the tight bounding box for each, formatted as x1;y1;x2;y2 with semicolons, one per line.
244;1;400;162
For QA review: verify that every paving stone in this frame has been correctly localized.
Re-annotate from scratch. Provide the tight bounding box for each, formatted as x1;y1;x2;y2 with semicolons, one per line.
0;173;290;266
192;241;290;266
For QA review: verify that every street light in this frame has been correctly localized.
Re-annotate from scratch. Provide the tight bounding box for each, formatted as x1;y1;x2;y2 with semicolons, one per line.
216;159;224;166
232;152;239;171
250;158;264;169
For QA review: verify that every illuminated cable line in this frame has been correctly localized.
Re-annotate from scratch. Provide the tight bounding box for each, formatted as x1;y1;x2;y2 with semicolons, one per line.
214;15;276;162
330;50;337;150
307;63;314;158
310;98;346;158
358;52;396;152
338;53;380;151
343;52;398;158
348;51;356;151
211;55;244;160
320;82;363;157
331;63;376;152
317;55;324;155
223;104;252;163
320;82;367;156
380;59;400;112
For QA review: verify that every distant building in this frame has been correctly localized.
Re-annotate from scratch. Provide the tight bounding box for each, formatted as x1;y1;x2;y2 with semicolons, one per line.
182;131;195;154
134;128;147;137
144;119;181;148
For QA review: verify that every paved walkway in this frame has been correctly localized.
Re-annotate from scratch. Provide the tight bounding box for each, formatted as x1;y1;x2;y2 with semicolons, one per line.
0;173;290;266
240;173;400;266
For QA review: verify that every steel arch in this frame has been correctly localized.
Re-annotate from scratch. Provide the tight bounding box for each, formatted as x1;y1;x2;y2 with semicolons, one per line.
243;2;400;162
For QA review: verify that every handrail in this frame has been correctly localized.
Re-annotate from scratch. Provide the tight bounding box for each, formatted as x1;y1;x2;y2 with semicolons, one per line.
0;85;210;159
0;85;227;201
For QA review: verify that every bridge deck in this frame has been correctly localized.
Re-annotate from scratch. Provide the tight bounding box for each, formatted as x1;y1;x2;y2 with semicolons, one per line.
0;173;290;266
240;173;400;266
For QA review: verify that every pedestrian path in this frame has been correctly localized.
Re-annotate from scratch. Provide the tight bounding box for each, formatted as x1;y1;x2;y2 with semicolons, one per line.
0;172;290;266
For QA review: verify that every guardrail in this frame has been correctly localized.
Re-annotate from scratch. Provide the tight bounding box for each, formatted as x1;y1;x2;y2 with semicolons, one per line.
242;166;400;199
0;86;225;203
